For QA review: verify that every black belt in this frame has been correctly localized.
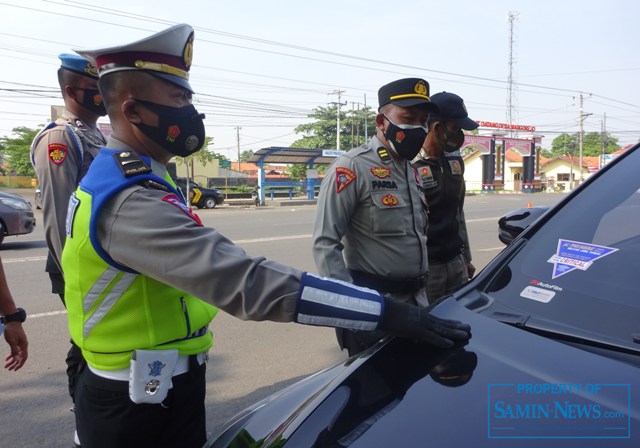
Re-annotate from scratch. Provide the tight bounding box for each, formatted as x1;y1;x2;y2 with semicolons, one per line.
349;269;427;294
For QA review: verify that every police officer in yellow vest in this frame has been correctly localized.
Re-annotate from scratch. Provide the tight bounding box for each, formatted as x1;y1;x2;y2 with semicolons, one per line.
63;24;470;448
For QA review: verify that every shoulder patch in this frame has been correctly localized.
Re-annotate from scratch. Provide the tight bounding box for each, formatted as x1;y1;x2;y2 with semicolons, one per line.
48;143;68;165
113;151;151;178
376;147;392;162
335;167;356;193
162;194;203;226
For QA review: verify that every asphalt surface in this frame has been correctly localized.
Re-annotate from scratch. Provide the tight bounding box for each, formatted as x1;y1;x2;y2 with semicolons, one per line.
0;190;569;447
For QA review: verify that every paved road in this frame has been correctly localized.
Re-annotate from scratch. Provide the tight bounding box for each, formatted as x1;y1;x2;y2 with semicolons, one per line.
0;191;568;446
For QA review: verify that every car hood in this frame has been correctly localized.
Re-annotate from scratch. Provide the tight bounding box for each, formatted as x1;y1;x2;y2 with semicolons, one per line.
209;298;640;447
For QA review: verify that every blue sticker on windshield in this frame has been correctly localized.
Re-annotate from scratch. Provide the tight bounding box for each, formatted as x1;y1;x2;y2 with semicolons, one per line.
548;239;618;279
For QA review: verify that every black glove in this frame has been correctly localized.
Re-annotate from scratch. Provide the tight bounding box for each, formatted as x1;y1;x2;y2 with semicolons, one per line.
378;298;471;348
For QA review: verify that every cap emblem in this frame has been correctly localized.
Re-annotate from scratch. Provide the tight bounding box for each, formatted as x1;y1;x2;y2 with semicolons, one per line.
85;64;99;77
414;81;428;96
183;32;194;70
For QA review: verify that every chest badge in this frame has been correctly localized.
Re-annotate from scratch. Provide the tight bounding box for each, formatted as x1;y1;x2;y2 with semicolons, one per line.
371;166;391;179
381;194;399;206
449;160;462;175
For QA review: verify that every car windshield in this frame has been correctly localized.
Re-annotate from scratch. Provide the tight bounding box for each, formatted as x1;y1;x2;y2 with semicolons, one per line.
484;145;640;346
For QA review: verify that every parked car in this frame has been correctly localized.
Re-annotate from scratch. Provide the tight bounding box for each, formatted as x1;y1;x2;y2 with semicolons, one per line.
175;178;224;209
206;142;640;447
0;191;35;245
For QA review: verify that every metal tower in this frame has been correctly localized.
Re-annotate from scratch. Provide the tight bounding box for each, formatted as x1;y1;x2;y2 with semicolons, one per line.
506;11;519;134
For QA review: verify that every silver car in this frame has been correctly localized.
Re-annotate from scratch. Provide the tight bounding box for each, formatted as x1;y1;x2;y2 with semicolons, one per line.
0;191;35;245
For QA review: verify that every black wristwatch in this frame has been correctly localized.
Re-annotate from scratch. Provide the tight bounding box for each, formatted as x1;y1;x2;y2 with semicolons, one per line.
0;307;26;324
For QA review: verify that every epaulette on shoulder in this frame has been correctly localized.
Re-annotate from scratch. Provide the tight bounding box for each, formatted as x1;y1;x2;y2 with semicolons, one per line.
113;151;152;178
141;179;171;192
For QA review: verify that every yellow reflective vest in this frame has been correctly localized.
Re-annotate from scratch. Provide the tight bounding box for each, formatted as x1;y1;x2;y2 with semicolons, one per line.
62;150;217;370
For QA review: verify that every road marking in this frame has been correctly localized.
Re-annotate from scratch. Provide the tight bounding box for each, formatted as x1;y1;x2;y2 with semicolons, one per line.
466;216;501;223
3;256;48;263
30;310;67;319
234;234;312;244
477;247;506;252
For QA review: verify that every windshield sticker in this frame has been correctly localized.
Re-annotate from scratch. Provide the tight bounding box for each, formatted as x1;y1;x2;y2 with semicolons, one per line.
548;239;618;279
520;286;556;303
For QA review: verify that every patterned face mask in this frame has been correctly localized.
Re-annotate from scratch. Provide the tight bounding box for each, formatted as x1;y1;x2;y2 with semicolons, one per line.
133;98;206;157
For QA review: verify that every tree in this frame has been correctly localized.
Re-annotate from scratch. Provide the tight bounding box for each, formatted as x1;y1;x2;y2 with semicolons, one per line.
0;126;40;176
284;164;308;181
290;105;376;151
239;150;254;162
582;132;618;156
549;132;619;158
173;136;229;180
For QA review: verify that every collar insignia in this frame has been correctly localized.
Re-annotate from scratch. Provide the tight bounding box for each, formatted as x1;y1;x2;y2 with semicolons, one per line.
376;147;391;162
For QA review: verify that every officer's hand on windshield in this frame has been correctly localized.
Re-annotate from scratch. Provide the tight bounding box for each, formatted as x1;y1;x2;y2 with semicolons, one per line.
379;299;471;348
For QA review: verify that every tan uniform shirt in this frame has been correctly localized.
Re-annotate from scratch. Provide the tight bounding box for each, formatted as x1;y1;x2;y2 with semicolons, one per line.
312;136;428;287
94;139;301;322
31;110;106;270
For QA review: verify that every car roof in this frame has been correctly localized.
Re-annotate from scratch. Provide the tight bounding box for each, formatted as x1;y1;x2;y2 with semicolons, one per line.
0;191;29;201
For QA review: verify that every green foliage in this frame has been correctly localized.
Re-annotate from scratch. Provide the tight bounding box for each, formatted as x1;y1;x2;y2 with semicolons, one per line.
549;132;619;157
284;163;327;181
284;164;307;181
174;136;217;166
290;104;377;151
240;150;254;162
0;126;40;176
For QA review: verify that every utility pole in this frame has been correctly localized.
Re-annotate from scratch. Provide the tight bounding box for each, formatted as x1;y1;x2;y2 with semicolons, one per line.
601;113;608;157
351;101;355;147
236;126;242;172
364;94;368;141
329;90;346;150
578;94;593;183
356;102;361;146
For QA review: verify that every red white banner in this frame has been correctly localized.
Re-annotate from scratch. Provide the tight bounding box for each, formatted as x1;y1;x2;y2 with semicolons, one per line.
476;121;536;132
505;138;533;156
462;135;492;154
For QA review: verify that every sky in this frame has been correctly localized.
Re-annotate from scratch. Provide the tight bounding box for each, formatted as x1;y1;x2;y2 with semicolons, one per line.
1;0;639;160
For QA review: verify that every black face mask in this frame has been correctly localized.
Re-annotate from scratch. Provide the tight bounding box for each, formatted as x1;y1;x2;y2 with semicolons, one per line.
436;123;465;153
75;88;107;116
383;115;428;160
133;99;206;157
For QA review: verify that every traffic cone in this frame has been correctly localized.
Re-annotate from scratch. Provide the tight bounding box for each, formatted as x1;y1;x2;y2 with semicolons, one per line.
527;202;533;208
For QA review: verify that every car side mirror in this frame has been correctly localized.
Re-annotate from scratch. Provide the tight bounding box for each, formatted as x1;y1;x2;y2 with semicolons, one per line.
498;206;549;245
